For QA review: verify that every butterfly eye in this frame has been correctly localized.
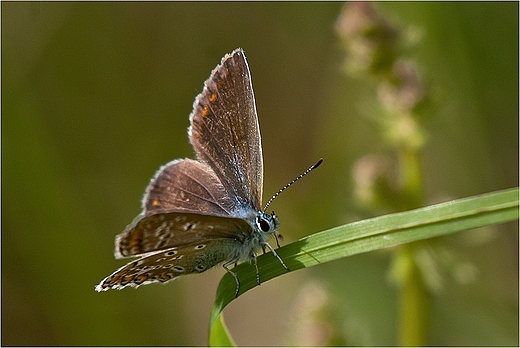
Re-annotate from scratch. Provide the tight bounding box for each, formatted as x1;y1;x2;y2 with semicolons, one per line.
256;216;271;232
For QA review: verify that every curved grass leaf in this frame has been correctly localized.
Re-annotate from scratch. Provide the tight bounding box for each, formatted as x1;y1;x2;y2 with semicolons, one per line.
208;187;519;345
208;313;236;347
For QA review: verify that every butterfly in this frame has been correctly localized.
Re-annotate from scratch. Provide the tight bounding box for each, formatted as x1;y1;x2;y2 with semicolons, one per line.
95;48;321;297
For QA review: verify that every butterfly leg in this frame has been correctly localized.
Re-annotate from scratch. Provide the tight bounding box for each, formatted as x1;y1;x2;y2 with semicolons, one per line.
251;251;261;286
274;233;283;248
262;242;289;271
223;260;241;298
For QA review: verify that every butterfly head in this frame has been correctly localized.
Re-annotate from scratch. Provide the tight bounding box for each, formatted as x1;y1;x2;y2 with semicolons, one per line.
255;211;279;234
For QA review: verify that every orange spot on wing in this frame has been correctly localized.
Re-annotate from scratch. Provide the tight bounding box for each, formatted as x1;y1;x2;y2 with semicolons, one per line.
123;275;134;282
136;274;148;282
201;105;209;117
160;273;171;281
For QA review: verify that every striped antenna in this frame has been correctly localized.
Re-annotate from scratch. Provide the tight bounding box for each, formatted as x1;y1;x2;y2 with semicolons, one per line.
263;158;323;212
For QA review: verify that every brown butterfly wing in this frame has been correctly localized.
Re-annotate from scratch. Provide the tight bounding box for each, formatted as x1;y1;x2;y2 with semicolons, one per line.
142;158;236;216
96;239;236;291
189;48;263;212
115;211;253;258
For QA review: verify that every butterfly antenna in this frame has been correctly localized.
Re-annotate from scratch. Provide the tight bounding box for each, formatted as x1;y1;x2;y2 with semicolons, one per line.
263;158;323;212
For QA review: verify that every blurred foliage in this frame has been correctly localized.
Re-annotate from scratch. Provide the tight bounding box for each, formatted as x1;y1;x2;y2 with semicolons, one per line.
2;2;518;346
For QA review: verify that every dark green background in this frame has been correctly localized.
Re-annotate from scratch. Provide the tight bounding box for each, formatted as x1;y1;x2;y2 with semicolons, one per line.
3;2;518;346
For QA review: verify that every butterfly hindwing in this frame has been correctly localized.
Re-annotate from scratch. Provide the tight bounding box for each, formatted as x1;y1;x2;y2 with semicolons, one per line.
142;158;236;216
115;211;253;258
96;239;237;292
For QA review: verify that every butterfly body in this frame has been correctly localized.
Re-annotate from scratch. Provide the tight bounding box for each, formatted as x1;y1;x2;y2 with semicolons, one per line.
96;49;287;295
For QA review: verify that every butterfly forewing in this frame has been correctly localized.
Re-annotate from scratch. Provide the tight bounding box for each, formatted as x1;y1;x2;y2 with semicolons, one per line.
115;211;253;258
189;49;263;211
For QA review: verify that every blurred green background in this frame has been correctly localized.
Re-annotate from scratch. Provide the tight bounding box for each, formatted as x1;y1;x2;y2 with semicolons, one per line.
3;2;518;346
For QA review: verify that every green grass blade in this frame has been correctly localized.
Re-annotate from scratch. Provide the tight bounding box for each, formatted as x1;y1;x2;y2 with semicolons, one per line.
209;187;518;344
208;313;236;347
